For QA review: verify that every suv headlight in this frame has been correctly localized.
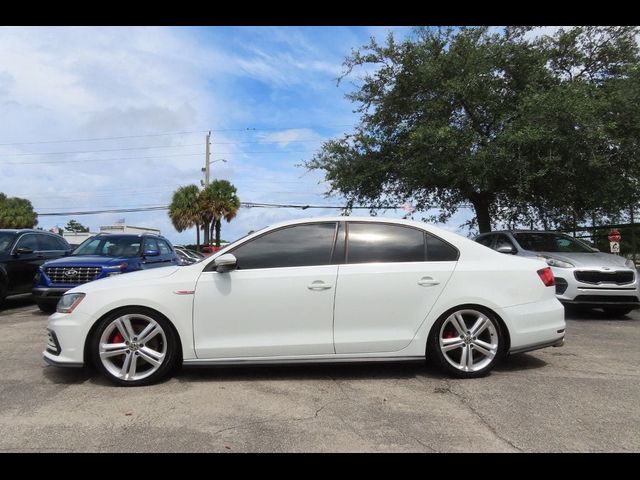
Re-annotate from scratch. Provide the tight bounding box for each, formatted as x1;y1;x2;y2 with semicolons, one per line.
57;293;85;313
625;258;636;269
538;255;574;268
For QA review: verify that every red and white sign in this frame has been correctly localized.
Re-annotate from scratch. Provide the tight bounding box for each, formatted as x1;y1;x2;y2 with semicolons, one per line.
608;229;621;242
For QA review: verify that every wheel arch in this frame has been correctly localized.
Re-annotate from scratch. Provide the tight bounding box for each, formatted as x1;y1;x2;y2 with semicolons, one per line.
83;305;183;367
425;303;511;355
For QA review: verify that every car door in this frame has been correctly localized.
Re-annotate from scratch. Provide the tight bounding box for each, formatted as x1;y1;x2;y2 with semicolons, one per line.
193;222;339;359
157;238;180;266
37;234;70;262
8;233;43;294
333;222;459;354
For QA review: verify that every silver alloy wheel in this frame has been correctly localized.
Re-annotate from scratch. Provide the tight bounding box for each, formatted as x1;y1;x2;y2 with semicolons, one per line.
98;313;167;382
439;309;498;373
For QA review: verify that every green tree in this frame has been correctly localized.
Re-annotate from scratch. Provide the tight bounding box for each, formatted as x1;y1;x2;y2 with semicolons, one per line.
199;180;241;247
0;193;38;228
65;219;89;233
168;185;202;247
306;26;640;233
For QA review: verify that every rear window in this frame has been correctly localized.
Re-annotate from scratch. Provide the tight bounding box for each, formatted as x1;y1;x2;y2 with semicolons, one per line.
347;223;425;264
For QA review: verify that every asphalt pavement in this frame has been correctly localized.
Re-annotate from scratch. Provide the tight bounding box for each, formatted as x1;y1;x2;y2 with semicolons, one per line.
0;295;638;452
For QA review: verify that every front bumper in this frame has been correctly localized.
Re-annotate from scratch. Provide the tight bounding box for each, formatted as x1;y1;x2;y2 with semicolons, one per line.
42;311;92;367
32;287;70;304
554;267;640;308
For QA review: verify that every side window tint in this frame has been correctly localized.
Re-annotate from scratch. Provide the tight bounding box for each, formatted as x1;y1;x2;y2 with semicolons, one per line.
232;223;337;270
16;234;39;251
158;240;171;255
38;235;64;251
426;233;459;261
347;223;425;264
143;238;159;252
476;235;494;248
494;234;515;251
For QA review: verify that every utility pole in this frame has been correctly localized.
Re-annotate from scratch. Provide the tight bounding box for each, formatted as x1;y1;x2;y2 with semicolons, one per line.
203;130;211;187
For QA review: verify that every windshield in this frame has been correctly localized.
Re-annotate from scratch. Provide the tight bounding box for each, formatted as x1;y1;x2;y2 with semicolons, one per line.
72;236;142;258
513;233;594;253
0;232;17;253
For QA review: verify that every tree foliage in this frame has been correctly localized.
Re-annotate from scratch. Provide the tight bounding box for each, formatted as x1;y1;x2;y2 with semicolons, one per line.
0;193;38;228
306;26;640;233
65;219;89;233
199;180;241;247
168;181;240;247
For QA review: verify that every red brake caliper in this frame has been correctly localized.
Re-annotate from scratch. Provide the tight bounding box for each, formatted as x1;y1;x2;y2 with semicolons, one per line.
443;330;456;339
111;333;124;344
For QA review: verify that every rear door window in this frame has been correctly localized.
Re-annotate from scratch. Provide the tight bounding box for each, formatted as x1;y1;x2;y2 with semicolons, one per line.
347;223;426;264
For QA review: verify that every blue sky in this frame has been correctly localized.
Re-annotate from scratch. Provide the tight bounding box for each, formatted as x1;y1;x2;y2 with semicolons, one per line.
0;26;477;244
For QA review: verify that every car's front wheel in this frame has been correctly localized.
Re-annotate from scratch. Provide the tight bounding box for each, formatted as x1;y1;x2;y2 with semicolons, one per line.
90;308;179;386
428;307;504;378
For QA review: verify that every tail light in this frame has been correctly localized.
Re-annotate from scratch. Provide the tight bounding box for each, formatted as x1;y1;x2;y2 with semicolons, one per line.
537;267;555;286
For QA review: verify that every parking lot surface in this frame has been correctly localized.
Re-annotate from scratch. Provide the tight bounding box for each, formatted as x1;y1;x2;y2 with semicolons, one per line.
1;295;639;452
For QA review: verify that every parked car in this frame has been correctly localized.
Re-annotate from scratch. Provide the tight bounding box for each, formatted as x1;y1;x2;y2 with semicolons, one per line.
174;246;204;265
44;217;565;386
201;245;219;256
0;229;72;308
33;233;180;313
474;230;639;315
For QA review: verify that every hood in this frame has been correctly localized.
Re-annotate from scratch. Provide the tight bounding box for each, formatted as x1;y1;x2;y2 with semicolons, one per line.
69;265;180;293
44;256;131;267
537;251;631;268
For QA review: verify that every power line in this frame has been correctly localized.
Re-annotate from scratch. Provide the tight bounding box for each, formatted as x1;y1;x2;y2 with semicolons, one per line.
36;202;406;217
0;125;355;147
0;130;209;147
0;153;203;166
0;143;203;157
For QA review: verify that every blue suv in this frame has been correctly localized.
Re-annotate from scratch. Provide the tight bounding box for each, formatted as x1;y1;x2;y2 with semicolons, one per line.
33;233;180;313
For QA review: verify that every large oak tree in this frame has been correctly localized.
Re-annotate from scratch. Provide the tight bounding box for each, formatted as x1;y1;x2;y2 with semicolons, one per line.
306;26;640;233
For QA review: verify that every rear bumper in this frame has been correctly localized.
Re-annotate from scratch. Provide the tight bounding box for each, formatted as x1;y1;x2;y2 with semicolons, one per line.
502;297;566;353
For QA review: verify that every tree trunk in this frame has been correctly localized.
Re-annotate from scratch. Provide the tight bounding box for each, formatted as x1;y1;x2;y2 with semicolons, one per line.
469;193;492;234
215;219;221;247
195;223;200;248
203;220;210;246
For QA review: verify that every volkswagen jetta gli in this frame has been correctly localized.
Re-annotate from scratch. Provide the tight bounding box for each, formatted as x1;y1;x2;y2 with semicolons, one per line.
44;217;566;386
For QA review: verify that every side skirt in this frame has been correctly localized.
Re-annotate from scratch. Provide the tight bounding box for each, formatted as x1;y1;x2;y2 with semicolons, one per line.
183;355;425;367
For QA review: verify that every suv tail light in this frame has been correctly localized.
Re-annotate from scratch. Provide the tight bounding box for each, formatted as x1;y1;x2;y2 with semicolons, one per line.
537;267;555;286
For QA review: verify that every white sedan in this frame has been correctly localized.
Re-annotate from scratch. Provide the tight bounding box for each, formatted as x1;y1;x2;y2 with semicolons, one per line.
44;217;566;386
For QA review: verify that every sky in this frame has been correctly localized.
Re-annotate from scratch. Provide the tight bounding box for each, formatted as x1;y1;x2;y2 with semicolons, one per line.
0;26;477;245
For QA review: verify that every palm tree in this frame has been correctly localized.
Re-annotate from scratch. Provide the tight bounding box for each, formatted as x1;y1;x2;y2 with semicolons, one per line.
199;180;241;247
168;184;202;247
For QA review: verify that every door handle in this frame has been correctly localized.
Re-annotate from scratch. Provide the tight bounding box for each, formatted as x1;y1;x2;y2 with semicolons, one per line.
418;277;440;287
307;281;332;291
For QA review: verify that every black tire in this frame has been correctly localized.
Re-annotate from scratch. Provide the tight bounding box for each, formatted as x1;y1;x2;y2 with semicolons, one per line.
427;306;505;379
37;302;57;314
90;307;180;387
0;281;6;309
602;307;634;317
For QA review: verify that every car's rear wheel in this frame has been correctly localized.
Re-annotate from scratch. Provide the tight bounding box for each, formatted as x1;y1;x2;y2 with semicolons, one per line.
428;307;504;378
90;308;179;386
602;306;633;316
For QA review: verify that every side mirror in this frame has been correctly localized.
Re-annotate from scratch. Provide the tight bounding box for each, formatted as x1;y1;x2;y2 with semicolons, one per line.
214;253;237;273
496;245;515;254
14;247;34;255
143;249;160;257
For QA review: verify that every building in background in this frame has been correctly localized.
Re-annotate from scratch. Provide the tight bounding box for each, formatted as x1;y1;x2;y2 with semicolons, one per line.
62;224;161;248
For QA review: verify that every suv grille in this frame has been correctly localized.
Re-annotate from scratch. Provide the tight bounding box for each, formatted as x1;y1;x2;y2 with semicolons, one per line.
574;270;634;285
45;266;102;284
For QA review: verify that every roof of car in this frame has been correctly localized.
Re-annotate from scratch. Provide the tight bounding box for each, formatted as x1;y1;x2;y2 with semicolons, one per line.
0;229;60;235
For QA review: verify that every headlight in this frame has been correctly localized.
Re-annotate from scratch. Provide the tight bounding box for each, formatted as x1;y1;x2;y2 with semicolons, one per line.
625;258;636;269
538;255;574;268
56;293;85;313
